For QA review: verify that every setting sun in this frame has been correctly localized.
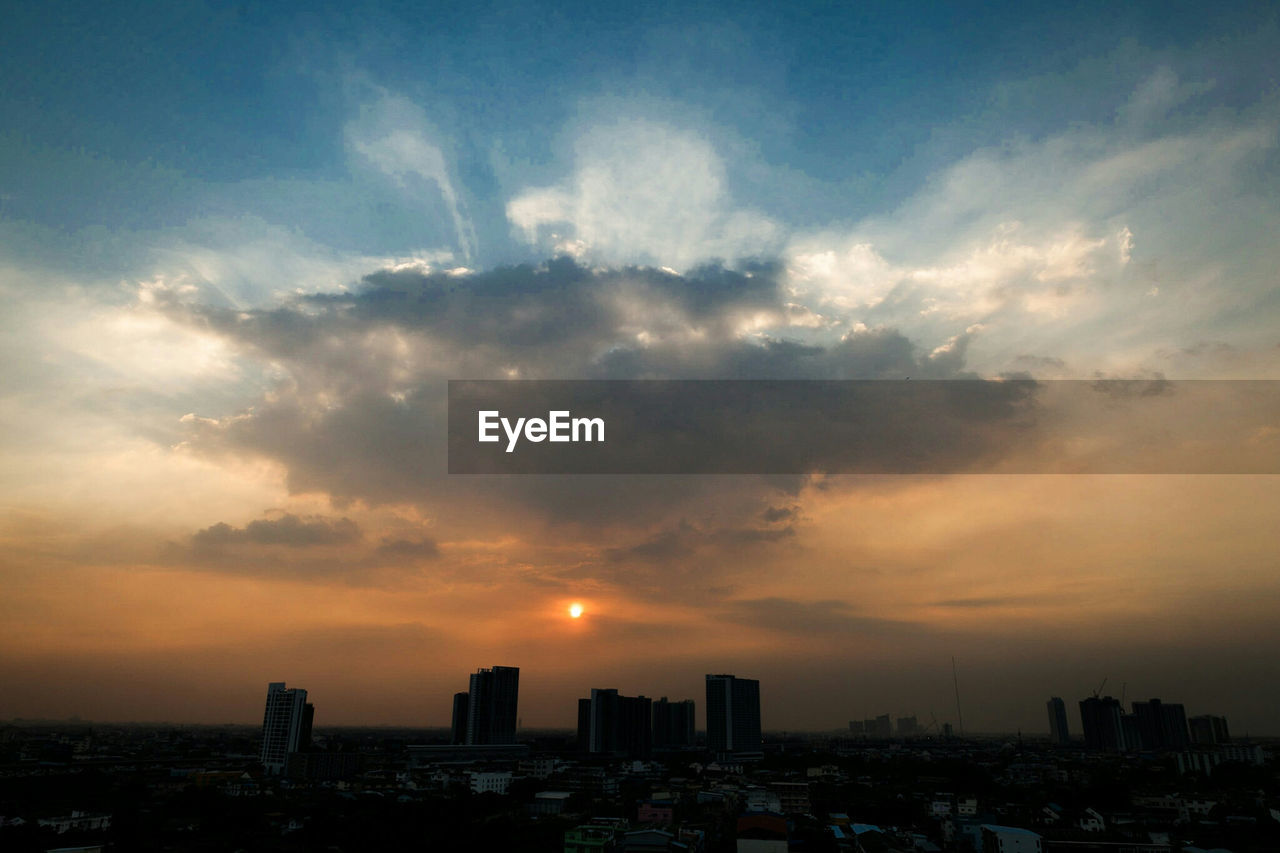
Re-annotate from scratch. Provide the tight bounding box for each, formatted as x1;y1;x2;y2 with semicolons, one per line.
568;602;584;619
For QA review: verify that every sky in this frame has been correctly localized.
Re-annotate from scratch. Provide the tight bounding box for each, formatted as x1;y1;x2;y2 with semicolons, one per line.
1;0;1279;734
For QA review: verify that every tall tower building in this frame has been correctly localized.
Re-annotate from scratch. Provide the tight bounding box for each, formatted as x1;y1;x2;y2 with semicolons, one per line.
1188;714;1230;745
260;682;309;774
451;692;470;745
578;688;652;758
1132;699;1189;750
705;673;762;758
653;697;696;749
1046;697;1070;744
1079;695;1126;752
466;666;520;744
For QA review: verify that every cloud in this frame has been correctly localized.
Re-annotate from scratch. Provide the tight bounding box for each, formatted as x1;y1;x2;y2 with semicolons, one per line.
507;118;782;269
346;92;478;261
785;75;1280;377
760;504;798;523
604;520;796;565
375;537;440;559
165;256;995;516
720;597;920;638
931;596;1041;610
192;513;362;548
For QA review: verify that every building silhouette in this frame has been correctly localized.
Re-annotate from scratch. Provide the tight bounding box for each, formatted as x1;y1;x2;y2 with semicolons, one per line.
1046;697;1070;744
1189;714;1231;745
653;697;696;749
1132;698;1189;750
578;688;652;758
849;715;894;738
451;692;470;745
705;673;762;758
1079;695;1127;752
466;666;520;745
260;682;310;774
299;700;314;751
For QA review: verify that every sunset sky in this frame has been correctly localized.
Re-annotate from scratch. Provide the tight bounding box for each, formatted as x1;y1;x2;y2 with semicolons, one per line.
2;1;1279;734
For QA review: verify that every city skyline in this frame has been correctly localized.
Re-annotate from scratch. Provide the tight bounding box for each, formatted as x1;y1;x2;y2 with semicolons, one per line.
230;673;1248;747
3;1;1280;736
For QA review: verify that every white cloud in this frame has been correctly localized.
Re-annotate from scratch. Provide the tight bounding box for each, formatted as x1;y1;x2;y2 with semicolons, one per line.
506;118;782;270
781;83;1280;377
346;93;477;261
148;216;451;308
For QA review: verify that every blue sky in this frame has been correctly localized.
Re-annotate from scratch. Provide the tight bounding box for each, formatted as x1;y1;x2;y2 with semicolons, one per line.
5;0;1277;270
3;1;1280;728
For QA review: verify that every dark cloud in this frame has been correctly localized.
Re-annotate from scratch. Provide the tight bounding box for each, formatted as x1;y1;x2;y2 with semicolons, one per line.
165;515;443;585
170;256;989;522
157;256;1275;601
761;505;799;523
192;514;361;547
604;520;796;565
1089;375;1173;398
1014;354;1067;372
931;596;1038;609
376;537;440;559
719;598;921;637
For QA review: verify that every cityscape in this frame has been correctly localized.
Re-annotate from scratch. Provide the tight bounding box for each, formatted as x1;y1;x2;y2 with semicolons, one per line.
1;666;1276;851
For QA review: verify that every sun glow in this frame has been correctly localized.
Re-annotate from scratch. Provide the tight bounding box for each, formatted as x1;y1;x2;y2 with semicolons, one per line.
568;602;584;619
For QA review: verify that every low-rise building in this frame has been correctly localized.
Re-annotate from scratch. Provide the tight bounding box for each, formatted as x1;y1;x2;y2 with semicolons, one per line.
980;825;1041;853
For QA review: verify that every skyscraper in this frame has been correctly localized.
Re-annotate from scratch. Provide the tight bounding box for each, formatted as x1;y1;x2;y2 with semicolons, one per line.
466;665;520;745
1046;697;1070;744
653;697;696;749
451;692;470;745
299;702;314;752
706;673;762;758
1079;695;1126;752
578;688;653;758
260;682;309;774
1188;714;1230;745
1132;699;1189;750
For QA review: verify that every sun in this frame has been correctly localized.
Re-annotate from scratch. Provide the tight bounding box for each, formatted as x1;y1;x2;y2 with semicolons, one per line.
568;602;584;619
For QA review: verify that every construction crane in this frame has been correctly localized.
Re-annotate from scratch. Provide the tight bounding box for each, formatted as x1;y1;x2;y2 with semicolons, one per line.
1091;677;1108;699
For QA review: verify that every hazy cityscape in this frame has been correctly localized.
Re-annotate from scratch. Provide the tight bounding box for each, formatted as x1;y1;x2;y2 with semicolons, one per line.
2;666;1277;852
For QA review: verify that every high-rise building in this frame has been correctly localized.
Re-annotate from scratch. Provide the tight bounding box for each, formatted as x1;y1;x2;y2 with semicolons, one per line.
896;715;921;737
451;692;470;745
1079;696;1127;752
260;682;309;774
1121;713;1142;751
1189;714;1230;745
1046;697;1070;744
578;688;652;758
850;715;892;738
299;702;314;752
466;666;520;745
705;673;762;758
1132;699;1189;750
576;698;592;753
653;697;696;749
